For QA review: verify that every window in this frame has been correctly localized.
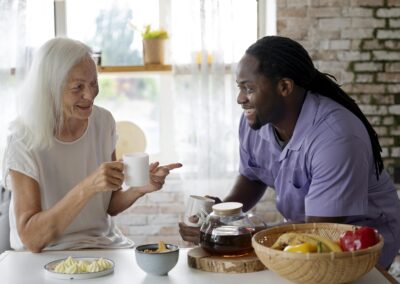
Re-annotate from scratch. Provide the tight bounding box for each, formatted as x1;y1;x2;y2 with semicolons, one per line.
59;0;258;166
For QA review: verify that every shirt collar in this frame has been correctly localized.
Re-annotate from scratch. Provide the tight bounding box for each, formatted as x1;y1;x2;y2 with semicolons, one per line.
279;91;319;161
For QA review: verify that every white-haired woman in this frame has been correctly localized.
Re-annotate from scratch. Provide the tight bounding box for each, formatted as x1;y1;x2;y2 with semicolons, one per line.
2;37;182;252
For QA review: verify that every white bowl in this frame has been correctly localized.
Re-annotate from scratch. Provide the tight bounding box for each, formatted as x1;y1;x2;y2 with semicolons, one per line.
135;244;179;276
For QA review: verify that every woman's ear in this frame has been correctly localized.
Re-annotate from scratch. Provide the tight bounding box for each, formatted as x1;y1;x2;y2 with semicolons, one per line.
277;78;294;97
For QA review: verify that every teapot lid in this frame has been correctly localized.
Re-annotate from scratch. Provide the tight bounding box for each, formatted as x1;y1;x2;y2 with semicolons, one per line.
212;202;243;216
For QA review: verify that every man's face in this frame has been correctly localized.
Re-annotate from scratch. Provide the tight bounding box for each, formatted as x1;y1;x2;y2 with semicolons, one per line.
236;54;284;130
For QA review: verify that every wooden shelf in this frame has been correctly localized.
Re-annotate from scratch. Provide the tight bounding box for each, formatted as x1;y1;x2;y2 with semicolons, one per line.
97;65;172;73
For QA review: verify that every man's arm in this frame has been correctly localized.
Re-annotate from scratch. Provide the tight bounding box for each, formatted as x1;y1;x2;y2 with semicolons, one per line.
179;174;267;243
223;175;267;212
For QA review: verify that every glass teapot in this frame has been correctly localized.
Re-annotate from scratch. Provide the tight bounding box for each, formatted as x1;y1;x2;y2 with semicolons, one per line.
199;202;266;256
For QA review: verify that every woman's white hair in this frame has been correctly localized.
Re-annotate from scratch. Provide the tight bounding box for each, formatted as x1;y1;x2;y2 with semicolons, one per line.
10;37;93;150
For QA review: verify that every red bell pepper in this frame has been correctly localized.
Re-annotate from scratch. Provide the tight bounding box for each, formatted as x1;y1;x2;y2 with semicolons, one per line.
339;226;379;252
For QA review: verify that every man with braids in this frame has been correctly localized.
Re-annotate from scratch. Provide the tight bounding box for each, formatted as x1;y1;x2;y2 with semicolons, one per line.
179;36;400;268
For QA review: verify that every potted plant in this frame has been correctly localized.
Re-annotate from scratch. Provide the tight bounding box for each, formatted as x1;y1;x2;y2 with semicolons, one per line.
141;25;169;65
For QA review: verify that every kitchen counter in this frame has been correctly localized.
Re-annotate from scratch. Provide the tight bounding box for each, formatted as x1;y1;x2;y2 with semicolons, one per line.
0;248;397;284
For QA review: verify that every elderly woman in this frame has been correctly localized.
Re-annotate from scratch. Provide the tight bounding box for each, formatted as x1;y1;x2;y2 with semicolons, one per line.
2;37;181;252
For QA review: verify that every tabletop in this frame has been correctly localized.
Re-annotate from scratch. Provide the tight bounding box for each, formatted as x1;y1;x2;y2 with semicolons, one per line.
0;248;397;284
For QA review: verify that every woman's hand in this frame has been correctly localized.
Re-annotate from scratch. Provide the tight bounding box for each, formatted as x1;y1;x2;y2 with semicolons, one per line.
83;161;124;194
140;162;182;194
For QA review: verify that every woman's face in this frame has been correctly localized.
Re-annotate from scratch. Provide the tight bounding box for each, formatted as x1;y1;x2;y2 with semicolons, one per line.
61;56;98;122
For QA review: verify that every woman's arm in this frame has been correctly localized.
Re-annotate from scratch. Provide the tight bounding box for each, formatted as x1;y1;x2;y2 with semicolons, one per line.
11;160;125;252
107;160;182;216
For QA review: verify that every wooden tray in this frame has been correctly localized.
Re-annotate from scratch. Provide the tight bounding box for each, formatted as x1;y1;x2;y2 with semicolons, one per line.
187;247;266;273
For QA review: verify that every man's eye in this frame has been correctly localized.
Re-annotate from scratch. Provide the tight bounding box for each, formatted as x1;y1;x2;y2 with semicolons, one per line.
246;88;254;93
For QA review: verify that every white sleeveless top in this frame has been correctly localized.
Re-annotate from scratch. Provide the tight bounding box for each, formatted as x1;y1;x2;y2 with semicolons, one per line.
3;105;134;250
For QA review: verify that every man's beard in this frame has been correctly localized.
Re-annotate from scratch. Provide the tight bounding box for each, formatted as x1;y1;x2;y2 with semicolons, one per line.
249;114;264;130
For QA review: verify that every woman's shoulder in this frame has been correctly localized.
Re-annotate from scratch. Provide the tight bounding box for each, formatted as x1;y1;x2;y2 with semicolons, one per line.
91;105;115;125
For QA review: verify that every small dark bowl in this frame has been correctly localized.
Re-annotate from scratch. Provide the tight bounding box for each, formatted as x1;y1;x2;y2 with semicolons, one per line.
135;244;179;276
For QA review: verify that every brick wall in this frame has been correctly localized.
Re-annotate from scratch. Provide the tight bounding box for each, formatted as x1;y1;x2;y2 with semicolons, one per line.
113;0;400;246
277;0;400;182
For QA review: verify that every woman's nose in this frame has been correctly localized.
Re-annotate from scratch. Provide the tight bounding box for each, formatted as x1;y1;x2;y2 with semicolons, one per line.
83;86;97;100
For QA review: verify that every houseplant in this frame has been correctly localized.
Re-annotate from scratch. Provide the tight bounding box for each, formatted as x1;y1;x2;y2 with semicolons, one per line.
141;25;169;65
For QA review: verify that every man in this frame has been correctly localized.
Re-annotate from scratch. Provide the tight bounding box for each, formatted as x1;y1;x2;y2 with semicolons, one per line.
179;36;400;268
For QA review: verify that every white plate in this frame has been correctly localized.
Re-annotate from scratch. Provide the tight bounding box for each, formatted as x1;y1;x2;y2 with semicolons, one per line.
44;257;114;280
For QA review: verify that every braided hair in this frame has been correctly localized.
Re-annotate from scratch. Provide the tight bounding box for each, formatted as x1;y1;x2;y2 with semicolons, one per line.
246;36;383;180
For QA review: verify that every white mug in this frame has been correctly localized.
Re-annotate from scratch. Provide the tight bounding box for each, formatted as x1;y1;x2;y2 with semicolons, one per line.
123;152;149;187
184;195;215;227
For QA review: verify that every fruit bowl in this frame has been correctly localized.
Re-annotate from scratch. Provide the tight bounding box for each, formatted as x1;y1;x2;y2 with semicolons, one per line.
252;223;383;284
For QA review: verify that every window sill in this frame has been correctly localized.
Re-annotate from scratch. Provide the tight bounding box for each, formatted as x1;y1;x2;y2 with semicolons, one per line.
97;65;172;73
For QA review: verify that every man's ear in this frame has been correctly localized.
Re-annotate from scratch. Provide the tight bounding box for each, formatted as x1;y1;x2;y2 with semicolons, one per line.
277;78;294;97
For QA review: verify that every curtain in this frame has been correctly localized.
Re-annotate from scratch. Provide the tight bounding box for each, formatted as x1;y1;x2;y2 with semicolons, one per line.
0;0;53;176
170;0;242;188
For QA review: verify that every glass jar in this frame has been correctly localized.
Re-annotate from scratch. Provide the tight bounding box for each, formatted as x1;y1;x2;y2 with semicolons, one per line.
199;202;262;256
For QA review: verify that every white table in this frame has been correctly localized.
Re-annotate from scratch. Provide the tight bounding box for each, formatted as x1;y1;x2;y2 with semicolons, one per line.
0;248;396;284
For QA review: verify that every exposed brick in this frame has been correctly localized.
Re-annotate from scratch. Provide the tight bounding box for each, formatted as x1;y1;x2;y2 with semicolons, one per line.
278;7;307;17
341;28;374;39
383;117;395;125
343;7;374;17
388;0;400;6
376;8;400;18
371;94;395;104
373;51;400;60
389;105;400;115
377;29;400;39
361;39;385;50
381;147;389;158
386;62;400;72
348;84;386;93
388;84;400;93
380;137;395;146
337;51;371;61
389;19;400;28
146;192;177;203
148;214;179;225
359;105;388;115
377;72;400;83
126;205;159;214
159;226;180;235
384;40;400;49
351;0;384;6
114;214;147;226
354;62;383;71
320;0;351;6
318;18;352;31
287;0;313;7
127;225;161;236
308;7;342;17
391;147;400;158
159;204;185;213
352;18;385;28
368;116;381;125
330;39;352;49
355;74;374;83
391;126;400;135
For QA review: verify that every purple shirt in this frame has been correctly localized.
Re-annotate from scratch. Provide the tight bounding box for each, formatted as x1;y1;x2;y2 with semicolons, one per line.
239;91;400;267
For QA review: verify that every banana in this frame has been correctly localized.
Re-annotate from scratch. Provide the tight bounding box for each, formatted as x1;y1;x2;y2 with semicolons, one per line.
304;233;342;252
271;233;330;252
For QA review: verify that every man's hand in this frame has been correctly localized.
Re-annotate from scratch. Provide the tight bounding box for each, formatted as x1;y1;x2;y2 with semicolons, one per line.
178;222;201;244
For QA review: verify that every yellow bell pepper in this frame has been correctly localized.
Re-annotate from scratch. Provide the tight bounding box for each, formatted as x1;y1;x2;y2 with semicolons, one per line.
283;242;317;253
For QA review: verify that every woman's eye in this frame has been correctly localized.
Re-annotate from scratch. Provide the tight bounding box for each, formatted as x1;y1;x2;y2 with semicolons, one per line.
72;85;83;90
